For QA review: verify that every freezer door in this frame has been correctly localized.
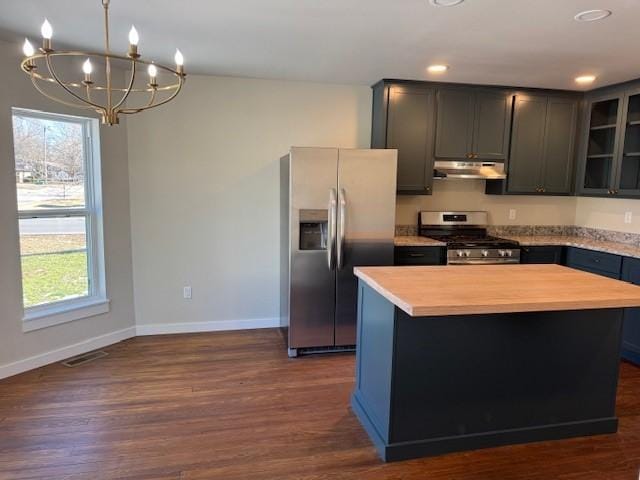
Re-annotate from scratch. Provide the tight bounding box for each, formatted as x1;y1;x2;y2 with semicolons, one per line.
289;147;339;349
335;149;398;346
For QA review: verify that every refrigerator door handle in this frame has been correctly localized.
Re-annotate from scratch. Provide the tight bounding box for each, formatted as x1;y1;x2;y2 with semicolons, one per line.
337;188;346;269
328;188;337;270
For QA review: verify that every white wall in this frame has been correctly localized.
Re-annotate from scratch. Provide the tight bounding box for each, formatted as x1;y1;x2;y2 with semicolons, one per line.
575;197;640;233
126;75;371;329
127;73;640;332
0;40;136;372
396;180;578;226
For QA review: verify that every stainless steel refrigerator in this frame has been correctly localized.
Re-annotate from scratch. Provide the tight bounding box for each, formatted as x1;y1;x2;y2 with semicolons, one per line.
280;147;398;357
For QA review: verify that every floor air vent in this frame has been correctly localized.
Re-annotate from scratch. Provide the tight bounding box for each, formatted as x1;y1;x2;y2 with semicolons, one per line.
298;345;355;356
61;350;108;367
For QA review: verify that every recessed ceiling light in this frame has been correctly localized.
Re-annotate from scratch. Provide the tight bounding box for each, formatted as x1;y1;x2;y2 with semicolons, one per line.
429;0;464;6
574;9;612;22
575;75;597;84
427;64;449;73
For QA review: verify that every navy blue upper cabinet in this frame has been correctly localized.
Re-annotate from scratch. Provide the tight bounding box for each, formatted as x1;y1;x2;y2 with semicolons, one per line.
577;93;624;196
505;95;578;195
622;257;640;365
372;82;436;195
577;88;640;198
486;94;579;196
617;89;640;197
435;88;511;161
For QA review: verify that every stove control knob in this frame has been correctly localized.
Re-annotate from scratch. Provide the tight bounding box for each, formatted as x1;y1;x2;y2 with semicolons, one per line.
464;250;471;257
505;250;513;257
457;250;465;257
481;250;489;257
498;250;506;257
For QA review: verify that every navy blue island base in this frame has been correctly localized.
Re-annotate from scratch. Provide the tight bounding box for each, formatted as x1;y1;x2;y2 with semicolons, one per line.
351;281;624;462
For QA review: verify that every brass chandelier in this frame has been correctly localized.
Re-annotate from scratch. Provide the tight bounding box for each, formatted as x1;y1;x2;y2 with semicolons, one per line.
20;0;185;125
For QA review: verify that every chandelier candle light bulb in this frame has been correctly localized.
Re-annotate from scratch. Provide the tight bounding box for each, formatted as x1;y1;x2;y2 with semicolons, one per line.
175;49;184;74
148;63;158;86
22;39;35;70
19;0;186;125
82;58;93;84
23;39;34;57
128;26;139;58
41;19;52;51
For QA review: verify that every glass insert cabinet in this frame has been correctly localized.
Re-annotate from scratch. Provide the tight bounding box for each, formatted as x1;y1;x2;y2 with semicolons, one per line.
579;88;640;197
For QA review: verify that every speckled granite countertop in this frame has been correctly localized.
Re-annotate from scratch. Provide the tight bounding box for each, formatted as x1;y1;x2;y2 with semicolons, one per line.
499;235;640;260
394;236;446;247
394;233;640;259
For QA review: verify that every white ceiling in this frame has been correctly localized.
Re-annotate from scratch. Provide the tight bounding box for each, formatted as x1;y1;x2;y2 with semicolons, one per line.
0;0;638;90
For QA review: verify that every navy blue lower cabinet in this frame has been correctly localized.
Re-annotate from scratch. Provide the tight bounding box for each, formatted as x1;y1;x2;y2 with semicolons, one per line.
394;246;445;265
622;257;640;366
564;247;622;279
352;281;622;462
520;246;564;264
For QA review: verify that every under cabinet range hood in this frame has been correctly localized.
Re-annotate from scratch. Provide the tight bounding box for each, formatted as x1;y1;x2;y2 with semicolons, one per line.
433;161;506;180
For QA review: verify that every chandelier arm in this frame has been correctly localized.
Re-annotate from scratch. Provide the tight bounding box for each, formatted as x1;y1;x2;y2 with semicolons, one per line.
110;60;137;112
30;72;97;111
118;86;157;114
45;55;104;110
118;76;183;114
23;53;182;91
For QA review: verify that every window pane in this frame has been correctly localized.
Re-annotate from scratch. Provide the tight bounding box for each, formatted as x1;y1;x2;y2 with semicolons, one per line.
12;115;86;211
19;217;89;308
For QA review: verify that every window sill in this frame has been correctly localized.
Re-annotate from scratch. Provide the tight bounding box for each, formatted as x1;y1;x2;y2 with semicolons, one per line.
23;298;110;333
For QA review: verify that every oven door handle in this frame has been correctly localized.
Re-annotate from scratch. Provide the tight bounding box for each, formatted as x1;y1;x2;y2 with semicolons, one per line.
447;259;520;265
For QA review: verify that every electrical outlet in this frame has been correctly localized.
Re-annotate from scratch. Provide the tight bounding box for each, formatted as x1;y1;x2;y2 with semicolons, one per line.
625;211;633;224
509;209;517;221
183;286;192;299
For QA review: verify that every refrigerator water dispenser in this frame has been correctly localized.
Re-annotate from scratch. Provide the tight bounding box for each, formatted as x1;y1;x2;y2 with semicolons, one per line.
299;209;328;250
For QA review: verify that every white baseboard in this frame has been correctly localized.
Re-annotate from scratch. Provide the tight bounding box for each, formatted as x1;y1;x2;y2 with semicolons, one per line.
135;317;280;336
0;326;136;380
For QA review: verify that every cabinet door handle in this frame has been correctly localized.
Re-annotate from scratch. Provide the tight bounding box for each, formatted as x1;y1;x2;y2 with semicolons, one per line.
408;253;425;258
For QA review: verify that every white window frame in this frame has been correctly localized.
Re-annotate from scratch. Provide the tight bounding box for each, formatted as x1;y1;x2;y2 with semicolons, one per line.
12;108;109;332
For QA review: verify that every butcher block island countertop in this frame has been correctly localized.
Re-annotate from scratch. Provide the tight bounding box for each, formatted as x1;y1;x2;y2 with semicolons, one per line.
353;264;640;317
352;263;640;462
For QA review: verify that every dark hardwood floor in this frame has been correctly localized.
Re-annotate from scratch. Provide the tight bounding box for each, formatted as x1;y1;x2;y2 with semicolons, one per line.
1;328;639;479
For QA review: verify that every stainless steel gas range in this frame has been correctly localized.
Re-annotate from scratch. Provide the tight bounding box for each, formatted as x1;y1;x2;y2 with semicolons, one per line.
419;211;520;265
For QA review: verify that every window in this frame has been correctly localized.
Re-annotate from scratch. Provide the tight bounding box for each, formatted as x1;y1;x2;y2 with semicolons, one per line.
12;108;108;331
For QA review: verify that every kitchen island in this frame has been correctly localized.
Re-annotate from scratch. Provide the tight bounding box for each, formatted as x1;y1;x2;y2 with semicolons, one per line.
351;265;640;462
